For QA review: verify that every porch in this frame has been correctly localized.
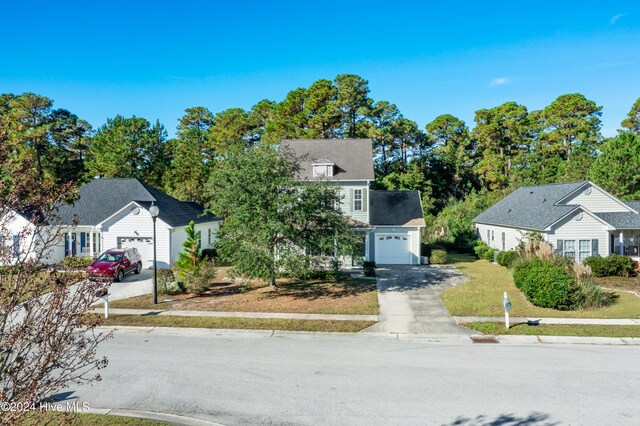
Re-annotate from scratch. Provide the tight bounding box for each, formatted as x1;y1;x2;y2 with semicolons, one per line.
64;227;102;258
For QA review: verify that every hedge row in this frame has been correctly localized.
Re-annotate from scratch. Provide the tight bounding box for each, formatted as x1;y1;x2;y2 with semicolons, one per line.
583;254;635;277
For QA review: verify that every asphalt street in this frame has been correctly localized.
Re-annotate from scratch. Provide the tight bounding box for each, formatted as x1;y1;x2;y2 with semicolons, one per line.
69;329;640;425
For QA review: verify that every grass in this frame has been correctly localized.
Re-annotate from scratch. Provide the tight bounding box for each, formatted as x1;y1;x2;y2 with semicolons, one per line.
594;275;640;293
99;314;375;332
21;411;164;425
107;268;378;315
440;253;640;319
466;322;640;338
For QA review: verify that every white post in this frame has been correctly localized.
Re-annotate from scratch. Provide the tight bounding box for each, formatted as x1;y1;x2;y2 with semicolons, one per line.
505;307;510;330
68;231;72;257
620;231;625;255
103;294;109;319
89;230;94;257
503;291;511;330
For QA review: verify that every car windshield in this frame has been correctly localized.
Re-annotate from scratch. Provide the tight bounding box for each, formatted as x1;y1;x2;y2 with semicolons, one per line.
97;253;122;262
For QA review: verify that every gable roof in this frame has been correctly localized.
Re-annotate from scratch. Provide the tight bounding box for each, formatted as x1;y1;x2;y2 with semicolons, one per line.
473;181;588;231
56;178;217;227
279;139;375;181
593;201;640;229
370;190;425;227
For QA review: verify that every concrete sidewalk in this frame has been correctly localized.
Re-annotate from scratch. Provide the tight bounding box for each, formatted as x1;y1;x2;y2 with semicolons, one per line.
455;316;640;325
91;307;378;322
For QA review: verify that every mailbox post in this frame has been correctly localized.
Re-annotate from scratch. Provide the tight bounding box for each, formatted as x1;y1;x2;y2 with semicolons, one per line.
503;291;512;329
95;288;110;319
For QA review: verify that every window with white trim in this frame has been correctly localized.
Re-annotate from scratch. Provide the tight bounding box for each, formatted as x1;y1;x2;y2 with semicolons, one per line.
502;232;505;251
579;240;591;261
312;164;333;178
564;240;576;260
353;189;363;211
491;230;494;243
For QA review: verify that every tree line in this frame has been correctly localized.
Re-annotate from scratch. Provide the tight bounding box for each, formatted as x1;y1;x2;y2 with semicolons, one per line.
2;75;640;235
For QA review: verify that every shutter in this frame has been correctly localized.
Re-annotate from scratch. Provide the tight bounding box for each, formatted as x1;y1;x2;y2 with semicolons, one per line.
80;232;86;254
362;188;367;212
556;240;563;255
350;188;354;211
592;239;598;257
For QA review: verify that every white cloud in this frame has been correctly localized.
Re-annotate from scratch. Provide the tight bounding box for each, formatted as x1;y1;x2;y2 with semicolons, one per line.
489;77;511;87
610;13;626;25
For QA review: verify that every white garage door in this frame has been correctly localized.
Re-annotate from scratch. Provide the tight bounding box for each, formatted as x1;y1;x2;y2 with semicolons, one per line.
375;234;411;264
117;237;153;268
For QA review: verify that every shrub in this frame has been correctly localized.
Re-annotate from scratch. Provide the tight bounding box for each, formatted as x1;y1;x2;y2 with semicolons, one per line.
473;241;495;261
182;261;216;294
570;279;617;309
297;269;348;281
496;251;518;268
430;249;447;264
63;256;94;269
513;259;575;310
584;254;635;277
201;248;218;261
156;268;185;295
363;261;376;277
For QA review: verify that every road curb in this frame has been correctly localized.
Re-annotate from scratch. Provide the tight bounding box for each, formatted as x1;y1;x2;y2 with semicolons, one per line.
86;407;224;425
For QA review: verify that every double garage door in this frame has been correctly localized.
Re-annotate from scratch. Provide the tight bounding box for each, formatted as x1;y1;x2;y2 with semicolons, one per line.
375;233;412;264
117;237;153;268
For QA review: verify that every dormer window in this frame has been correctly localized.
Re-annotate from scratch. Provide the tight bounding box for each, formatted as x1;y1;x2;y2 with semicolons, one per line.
312;161;334;178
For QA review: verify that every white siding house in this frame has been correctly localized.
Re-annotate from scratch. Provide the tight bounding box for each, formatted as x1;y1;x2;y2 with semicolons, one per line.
474;181;640;263
2;178;220;268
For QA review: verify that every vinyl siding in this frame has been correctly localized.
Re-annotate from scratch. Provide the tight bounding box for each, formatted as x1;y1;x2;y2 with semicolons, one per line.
547;211;609;257
337;181;369;224
170;221;220;264
560;184;630;212
475;223;526;251
100;207;172;268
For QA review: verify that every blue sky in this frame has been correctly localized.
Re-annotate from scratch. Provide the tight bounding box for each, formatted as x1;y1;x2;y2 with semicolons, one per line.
2;1;639;137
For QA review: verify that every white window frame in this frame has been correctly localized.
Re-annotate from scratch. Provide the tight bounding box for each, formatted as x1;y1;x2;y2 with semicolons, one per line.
578;240;591;262
563;239;576;260
312;164;333;178
353;189;363;211
502;232;505;251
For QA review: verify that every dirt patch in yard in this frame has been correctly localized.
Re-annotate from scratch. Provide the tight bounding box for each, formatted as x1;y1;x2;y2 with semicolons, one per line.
109;267;379;315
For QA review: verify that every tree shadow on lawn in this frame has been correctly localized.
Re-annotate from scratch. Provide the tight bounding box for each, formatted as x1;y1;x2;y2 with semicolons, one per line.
260;279;376;301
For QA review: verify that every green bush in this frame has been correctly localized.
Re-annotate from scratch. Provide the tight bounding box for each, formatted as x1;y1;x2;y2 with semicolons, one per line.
183;262;216;294
584;254;635;277
473;241;495;261
201;248;218;260
570;279;617;309
156;268;185;295
63;256;94;269
496;251;518;268
363;261;376;277
513;259;575;310
430;249;448;264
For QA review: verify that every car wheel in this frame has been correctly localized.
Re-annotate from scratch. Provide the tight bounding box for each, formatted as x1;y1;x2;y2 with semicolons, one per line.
134;262;142;274
116;269;124;282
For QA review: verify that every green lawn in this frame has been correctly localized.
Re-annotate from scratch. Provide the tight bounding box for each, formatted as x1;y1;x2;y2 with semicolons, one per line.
99;314;375;332
440;253;640;319
21;411;165;425
466;322;640;338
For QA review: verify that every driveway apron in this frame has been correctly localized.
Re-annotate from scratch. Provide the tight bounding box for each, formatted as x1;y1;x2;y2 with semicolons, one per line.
363;265;474;334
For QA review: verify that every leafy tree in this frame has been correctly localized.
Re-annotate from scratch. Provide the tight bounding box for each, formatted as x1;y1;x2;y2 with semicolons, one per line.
472;102;531;191
589;132;640;199
164;107;215;203
175;220;202;280
367;101;401;177
205;144;356;287
208;108;255;153
304;79;341;138
426;114;476;198
334;74;372;138
621;97;640;133
248;99;278;145
389;117;423;171
85;115;169;187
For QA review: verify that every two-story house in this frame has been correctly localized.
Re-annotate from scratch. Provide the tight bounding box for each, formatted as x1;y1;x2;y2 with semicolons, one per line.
280;139;425;265
474;180;640;262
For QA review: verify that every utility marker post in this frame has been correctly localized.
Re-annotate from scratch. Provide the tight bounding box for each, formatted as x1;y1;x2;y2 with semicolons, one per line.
503;291;512;329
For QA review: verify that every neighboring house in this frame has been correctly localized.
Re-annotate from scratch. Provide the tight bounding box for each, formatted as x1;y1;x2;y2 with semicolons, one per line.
280;139;425;265
473;180;640;262
2;178;220;268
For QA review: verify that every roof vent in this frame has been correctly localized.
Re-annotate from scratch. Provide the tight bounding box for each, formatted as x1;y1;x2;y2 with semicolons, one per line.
530;191;534;194
583;187;592;196
574;212;583;221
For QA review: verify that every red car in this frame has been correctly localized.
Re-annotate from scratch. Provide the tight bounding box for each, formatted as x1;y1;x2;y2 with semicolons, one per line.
87;248;143;282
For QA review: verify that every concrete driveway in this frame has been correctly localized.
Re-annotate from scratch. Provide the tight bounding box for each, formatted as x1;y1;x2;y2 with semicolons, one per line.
364;264;474;335
92;269;153;303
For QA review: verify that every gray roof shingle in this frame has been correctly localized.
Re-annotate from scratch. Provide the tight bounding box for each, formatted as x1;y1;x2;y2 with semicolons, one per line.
473;181;588;230
56;178;217;227
593;201;640;229
370;190;425;227
279;139;375;181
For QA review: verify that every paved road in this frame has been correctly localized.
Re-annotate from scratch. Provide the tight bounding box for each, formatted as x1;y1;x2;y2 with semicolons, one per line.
365;265;472;334
70;329;640;425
